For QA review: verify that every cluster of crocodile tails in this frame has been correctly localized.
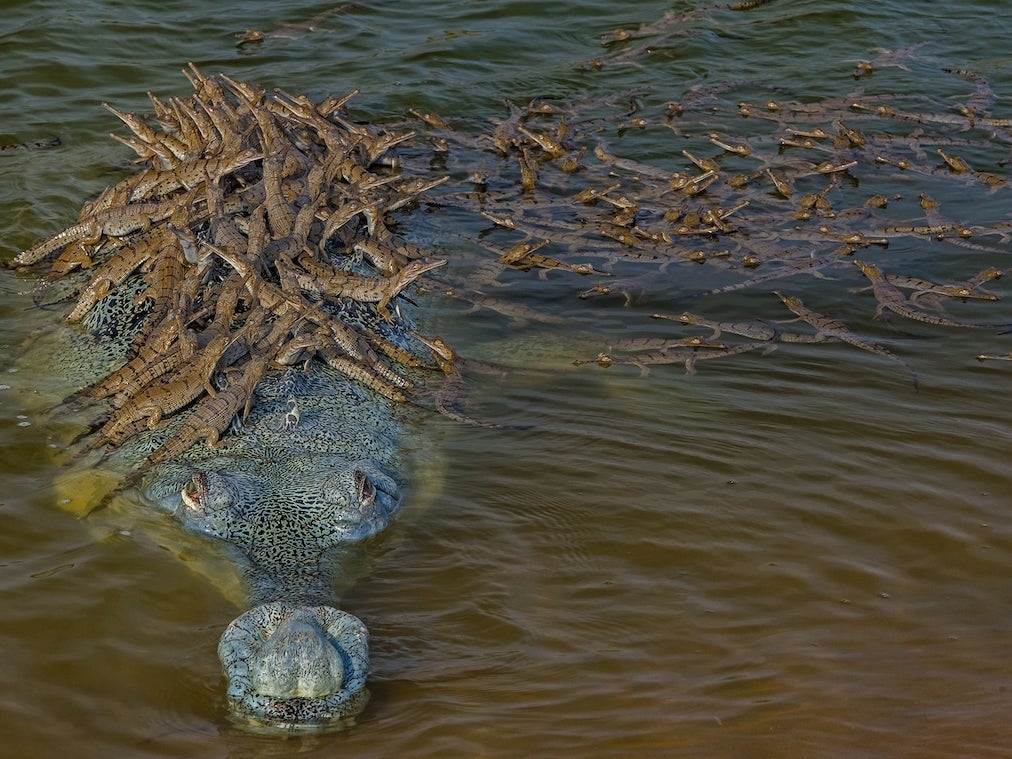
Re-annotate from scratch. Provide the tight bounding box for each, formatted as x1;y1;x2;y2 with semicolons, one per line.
12;64;451;464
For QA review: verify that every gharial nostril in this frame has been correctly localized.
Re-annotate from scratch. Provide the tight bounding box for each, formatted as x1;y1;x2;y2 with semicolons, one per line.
354;470;376;507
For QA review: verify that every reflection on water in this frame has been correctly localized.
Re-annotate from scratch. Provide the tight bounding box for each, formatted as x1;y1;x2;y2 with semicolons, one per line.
2;1;1012;756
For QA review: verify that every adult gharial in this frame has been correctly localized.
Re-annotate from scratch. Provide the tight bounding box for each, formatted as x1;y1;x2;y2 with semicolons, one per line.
8;65;455;729
11;44;1012;732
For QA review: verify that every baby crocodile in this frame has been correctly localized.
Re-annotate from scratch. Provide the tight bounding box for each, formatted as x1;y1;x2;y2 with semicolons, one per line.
774;290;918;388
853;259;1012;330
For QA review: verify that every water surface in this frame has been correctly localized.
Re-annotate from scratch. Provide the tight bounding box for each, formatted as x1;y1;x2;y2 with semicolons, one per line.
1;1;1011;757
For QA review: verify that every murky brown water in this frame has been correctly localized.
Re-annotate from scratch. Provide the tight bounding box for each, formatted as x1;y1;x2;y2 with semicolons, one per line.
2;1;1012;757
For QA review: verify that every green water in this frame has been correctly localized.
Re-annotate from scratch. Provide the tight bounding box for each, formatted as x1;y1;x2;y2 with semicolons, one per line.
2;1;1012;757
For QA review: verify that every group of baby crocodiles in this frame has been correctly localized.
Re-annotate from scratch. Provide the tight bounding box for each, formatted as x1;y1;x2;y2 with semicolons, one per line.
10;22;1012;728
9;64;463;729
389;42;1012;379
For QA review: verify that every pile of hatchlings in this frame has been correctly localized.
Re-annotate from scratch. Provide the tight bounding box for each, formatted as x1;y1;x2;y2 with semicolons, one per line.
12;63;452;464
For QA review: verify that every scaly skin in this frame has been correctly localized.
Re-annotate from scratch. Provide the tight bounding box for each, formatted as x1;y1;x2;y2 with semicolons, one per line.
127;147;262;202
294;253;447;320
64;225;172;323
774;289;900;360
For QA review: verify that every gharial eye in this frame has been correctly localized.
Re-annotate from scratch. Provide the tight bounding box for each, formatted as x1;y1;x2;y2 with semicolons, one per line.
354;470;376;507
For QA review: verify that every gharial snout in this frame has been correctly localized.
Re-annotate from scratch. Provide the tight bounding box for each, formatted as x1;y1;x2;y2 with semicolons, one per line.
217;601;370;728
249;610;346;699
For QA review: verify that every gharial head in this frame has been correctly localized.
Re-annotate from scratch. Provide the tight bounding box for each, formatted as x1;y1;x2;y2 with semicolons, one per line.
141;448;401;726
